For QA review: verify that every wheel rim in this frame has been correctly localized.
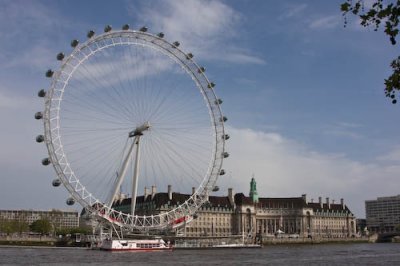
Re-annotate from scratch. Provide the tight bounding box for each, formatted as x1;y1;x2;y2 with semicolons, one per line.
43;29;226;230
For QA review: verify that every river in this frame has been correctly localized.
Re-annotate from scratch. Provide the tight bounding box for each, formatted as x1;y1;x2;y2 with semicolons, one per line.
0;243;399;265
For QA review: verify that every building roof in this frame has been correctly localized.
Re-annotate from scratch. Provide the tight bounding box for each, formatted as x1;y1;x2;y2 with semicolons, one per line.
259;197;308;209
235;193;308;208
110;191;353;215
234;193;353;214
113;192;233;209
234;193;253;205
307;202;352;213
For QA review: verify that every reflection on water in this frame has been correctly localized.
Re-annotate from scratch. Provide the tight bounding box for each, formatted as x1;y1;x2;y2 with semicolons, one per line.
1;243;400;265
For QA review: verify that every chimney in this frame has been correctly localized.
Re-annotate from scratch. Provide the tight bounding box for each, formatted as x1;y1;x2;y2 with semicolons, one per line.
341;198;344;209
326;197;330;209
144;187;149;201
168;185;172;201
228;188;234;206
151;186;156;200
311;198;314;203
319;197;323;208
192;187;196;195
302;194;307;202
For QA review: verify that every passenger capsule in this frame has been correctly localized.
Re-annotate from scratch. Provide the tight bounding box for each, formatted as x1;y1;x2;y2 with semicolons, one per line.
104;25;112;32
36;135;45;143
38;89;46;98
219;169;226;175
122;24;129;30
87;30;95;38
222;152;229;158
56;52;64;61
157;32;164;38
70;39;79;48
215;99;223;105
212;186;219;192
186;53;193;60
208;82;215;89
173;41;180;47
41;158;51;166
139;26;148;32
52;179;61;187
220;116;228;122
198;67;205;73
45;70;54;78
34;112;43;120
66;197;75;206
223;134;230;140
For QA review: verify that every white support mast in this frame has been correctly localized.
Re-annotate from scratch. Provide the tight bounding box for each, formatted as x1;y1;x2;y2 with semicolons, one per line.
131;136;141;216
107;122;150;212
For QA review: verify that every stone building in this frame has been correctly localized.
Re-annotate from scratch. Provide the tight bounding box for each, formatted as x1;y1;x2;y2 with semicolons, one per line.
113;178;356;238
234;178;356;238
113;185;235;237
0;209;79;229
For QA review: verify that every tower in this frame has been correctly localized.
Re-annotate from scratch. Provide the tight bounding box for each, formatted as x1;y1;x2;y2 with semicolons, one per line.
249;175;259;203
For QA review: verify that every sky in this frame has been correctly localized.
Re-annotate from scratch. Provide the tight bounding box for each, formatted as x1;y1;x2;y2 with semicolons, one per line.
0;0;399;219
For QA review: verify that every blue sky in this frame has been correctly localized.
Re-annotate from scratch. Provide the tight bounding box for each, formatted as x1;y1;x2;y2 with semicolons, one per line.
0;0;398;218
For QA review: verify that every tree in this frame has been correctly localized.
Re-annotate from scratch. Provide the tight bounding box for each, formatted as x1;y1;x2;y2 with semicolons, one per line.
55;226;91;236
13;220;29;236
30;219;52;235
0;218;14;235
341;0;400;104
396;223;400;231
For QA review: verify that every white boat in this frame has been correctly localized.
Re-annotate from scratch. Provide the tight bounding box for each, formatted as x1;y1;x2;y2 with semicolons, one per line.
100;238;172;251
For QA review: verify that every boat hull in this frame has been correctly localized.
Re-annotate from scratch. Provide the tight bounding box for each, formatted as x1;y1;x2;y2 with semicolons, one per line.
101;239;172;252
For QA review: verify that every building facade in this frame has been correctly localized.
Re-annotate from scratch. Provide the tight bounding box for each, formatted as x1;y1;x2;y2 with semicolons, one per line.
365;195;400;233
113;185;236;237
0;209;79;229
113;178;357;238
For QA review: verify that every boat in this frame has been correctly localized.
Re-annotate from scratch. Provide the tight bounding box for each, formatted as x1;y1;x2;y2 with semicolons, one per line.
100;238;172;251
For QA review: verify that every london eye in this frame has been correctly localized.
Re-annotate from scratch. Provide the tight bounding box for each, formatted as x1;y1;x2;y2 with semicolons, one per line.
35;24;228;231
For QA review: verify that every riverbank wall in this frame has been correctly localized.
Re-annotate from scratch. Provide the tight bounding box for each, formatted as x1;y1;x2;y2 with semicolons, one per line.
262;236;371;245
0;236;89;247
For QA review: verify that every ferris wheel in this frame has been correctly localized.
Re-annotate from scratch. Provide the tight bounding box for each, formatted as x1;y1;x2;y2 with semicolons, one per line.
34;24;228;231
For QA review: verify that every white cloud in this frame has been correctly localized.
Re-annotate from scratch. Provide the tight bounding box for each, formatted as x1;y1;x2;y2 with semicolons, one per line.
3;42;56;69
377;147;400;163
309;15;341;30
222;52;266;65
128;0;266;65
322;122;364;140
219;126;400;218
280;3;308;19
0;91;30;109
71;50;174;88
0;1;87;71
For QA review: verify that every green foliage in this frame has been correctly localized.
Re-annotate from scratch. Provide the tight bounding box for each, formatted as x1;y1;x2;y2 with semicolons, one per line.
0;218;14;235
13;220;29;235
0;218;29;235
394;224;400;232
341;0;400;103
55;226;91;236
30;219;52;235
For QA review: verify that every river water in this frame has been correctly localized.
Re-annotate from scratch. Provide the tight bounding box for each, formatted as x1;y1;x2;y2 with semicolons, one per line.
0;243;399;265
